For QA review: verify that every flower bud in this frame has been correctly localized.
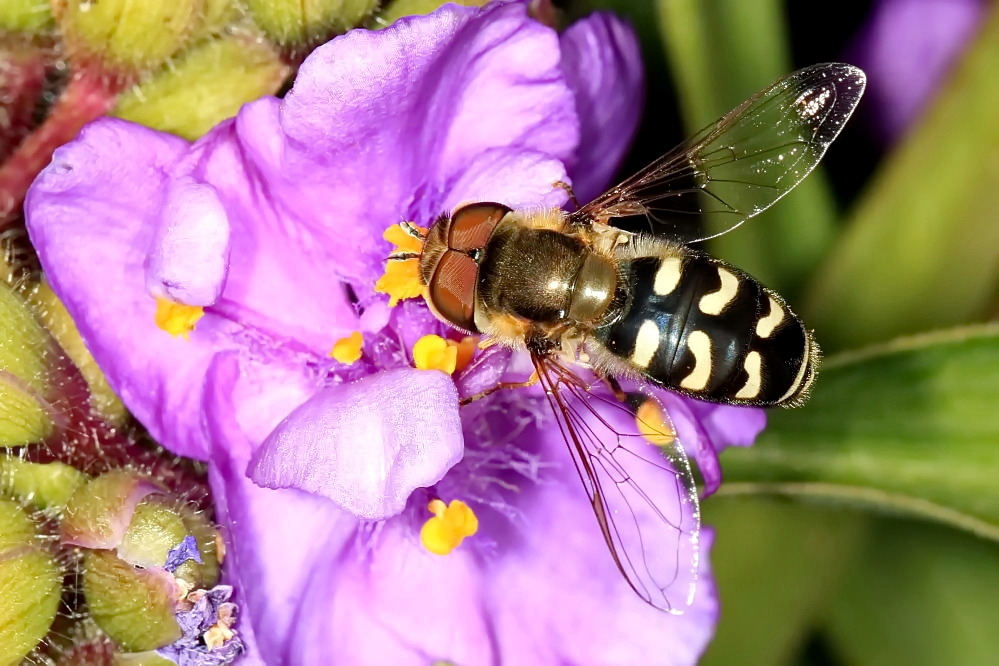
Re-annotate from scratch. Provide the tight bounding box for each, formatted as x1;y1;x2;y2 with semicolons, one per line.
27;279;127;426
192;0;241;41
62;471;223;651
113;34;290;140
0;457;85;512
376;0;485;26
115;651;177;665
82;549;184;651
60;470;165;549
53;0;199;74
246;0;378;47
0;0;53;33
0;499;62;665
0;281;59;446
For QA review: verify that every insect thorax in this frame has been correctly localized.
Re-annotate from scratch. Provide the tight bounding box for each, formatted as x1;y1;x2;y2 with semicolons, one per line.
476;225;618;330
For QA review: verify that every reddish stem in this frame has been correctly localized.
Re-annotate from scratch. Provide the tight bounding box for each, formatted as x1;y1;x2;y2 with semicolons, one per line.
0;66;125;230
0;43;50;162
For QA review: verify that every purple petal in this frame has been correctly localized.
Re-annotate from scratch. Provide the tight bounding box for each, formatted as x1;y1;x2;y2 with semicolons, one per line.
688;400;767;451
847;0;985;142
173;109;360;355
486;413;717;665
561;12;644;201
25;119;225;459
146;178;230;306
164;535;203;572
204;353;360;664
440;148;570;213
250;368;463;520
268;2;580;282
289;519;494;665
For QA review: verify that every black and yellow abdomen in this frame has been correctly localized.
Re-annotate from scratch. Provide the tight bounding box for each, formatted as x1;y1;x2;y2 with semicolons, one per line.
595;247;817;407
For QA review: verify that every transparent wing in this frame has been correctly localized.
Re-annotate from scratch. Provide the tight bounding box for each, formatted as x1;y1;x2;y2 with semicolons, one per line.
570;62;866;243
532;355;701;613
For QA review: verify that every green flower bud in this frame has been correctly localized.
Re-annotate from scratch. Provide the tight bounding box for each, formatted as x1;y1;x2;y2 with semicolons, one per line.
375;0;484;27
0;499;62;665
82;550;183;651
113;34;290;140
27;280;127;426
62;472;222;651
246;0;378;47
60;470;165;549
191;0;242;41
54;0;200;73
115;651;178;666
0;0;53;33
0;281;58;447
117;498;190;568
0;457;85;512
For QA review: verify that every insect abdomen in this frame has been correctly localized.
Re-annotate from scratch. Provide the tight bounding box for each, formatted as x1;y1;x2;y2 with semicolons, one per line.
596;251;816;406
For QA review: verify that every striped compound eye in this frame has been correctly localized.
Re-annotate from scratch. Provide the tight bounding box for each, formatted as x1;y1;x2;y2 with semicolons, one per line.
422;203;511;334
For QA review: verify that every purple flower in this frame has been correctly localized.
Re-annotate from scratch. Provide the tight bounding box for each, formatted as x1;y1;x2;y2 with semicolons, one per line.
847;0;985;142
26;3;765;664
158;585;246;665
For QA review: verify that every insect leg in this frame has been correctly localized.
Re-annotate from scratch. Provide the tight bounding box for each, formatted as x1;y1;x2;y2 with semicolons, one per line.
552;180;580;210
459;371;540;406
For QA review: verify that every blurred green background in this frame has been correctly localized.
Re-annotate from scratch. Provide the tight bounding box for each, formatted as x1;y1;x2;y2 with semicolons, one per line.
570;0;999;664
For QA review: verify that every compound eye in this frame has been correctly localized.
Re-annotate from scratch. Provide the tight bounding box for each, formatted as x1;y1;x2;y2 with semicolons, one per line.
428;250;479;332
449;202;511;252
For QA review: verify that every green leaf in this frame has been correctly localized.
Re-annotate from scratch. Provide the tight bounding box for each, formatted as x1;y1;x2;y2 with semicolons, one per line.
700;499;868;666
825;518;999;666
719;324;999;539
806;4;999;352
654;0;837;295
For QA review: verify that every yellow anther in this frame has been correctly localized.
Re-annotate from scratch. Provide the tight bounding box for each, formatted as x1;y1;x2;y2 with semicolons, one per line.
636;398;675;447
383;222;427;255
154;297;204;340
413;334;458;374
375;257;424;306
420;499;478;556
375;223;428;307
330;331;364;365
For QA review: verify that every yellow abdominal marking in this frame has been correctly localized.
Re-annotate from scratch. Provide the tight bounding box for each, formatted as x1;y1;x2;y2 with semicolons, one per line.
413;334;459;374
635;398;675;446
154;298;204;340
421;499;479;555
374;223;428;306
330;331;364;364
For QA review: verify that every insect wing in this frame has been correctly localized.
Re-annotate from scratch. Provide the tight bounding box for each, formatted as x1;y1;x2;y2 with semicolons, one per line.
571;62;866;244
532;356;701;613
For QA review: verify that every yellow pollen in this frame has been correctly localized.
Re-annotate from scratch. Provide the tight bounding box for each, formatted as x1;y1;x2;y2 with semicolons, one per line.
384;222;427;254
421;499;478;555
375;223;428;307
154;298;204;340
636;398;676;447
413;334;458;374
375;258;424;306
330;331;364;364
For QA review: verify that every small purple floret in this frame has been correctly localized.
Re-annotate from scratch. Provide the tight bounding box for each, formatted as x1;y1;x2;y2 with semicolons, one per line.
157;585;244;666
164;535;203;572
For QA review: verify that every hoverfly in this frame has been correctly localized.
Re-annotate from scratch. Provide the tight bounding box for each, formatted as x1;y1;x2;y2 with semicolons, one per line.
385;63;866;612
